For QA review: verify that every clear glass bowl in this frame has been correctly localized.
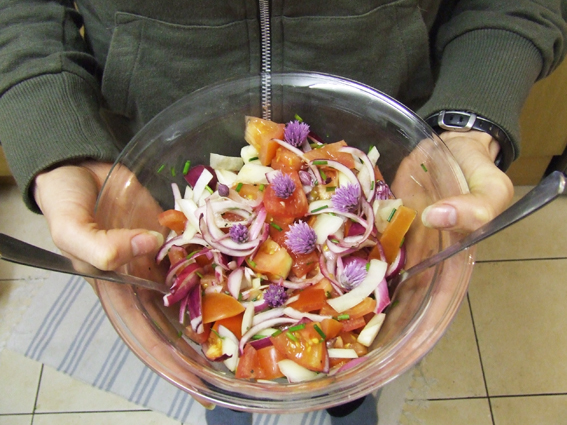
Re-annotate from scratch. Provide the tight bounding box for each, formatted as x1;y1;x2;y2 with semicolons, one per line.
94;73;474;413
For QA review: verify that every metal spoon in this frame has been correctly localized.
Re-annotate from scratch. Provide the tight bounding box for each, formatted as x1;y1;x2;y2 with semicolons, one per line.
0;233;168;294
388;170;566;292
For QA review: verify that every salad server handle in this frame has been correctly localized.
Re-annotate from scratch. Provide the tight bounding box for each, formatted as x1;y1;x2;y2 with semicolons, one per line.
391;170;566;289
0;233;168;294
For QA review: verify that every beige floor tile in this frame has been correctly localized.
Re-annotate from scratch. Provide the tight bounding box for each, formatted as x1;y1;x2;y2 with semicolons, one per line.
469;259;567;396
35;365;142;413
491;395;567;425
32;410;180;425
0;415;32;425
400;398;492;425
407;298;486;400
0;350;42;414
476;186;567;261
0;184;56;280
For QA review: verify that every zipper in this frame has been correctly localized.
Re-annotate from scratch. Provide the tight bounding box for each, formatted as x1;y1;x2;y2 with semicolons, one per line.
258;0;271;120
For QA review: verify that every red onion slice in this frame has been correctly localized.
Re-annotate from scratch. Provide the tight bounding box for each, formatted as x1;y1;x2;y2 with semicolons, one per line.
239;317;298;354
374;277;390;314
339;146;377;202
163;262;201;307
227;267;244;299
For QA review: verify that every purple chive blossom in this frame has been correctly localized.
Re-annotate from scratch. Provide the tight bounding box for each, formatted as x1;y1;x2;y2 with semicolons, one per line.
284;120;310;147
285;221;317;254
229;223;249;243
339;260;368;290
217;183;229;197
271;171;296;199
375;180;393;201
331;183;361;213
264;284;288;308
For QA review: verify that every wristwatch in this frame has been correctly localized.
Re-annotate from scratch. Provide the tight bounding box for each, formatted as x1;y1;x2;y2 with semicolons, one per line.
425;110;515;172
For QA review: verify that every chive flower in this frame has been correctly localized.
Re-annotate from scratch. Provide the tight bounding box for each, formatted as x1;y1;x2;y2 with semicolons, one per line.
339;259;368;290
284;120;310;147
271;171;296;199
285;221;317;254
229;223;249;243
375;180;393;201
331;183;361;213
264;284;288;308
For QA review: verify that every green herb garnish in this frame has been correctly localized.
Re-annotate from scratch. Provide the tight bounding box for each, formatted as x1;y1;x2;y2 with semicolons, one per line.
286;331;299;343
289;324;306;332
270;222;283;231
337;314;350;321
183;160;191;175
326;186;336;192
313;160;328;166
387;208;397;222
259;184;265;192
249;156;259;162
421;163;428;172
236;182;243;192
310;205;328;213
314;324;326;339
157;164;166;173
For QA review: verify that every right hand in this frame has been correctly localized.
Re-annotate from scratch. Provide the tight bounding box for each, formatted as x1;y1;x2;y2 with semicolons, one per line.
33;161;164;271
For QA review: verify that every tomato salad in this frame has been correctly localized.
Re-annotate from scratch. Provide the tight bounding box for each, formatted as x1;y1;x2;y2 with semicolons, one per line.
156;116;416;383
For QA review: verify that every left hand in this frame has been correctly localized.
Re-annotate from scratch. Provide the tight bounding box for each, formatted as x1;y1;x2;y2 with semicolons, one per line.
421;131;514;233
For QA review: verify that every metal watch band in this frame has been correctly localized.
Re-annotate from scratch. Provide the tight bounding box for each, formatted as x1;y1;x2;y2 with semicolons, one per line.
425;111;515;172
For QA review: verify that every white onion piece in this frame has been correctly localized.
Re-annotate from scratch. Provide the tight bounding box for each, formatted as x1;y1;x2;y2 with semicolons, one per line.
367;146;380;165
283;307;332;322
218;325;239;372
386;244;406;278
318;254;344;295
155;233;207;264
278;359;320;383
252;307;285;326
312;213;345;245
215;169;238;188
313;159;360;191
210;153;244;172
176;198;200;229
328;348;358;359
228;188;264;209
339;146;377;202
239;317;298;354
192;167;214;202
248;207;267;240
171;182;182;202
236;163;273;185
183;185;193;200
241;303;255;337
327;259;388;313
227;267;244;299
357;313;386;347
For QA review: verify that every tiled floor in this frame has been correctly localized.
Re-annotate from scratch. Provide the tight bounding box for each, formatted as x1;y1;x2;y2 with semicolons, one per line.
1;182;566;425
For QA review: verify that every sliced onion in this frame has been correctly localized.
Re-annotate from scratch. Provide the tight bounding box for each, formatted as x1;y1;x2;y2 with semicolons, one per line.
335;356;368;375
239;317;298;354
374;277;390;314
227;267;244;299
339;146;377;202
318;254;344;295
311;159;360;192
283;307;332;322
249;336;273;350
188;284;204;334
156;233;207;264
163;262;201;306
386;244;406;278
252;307;285;326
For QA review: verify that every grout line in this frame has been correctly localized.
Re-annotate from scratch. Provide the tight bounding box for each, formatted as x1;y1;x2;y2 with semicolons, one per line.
32;409;152;415
476;256;567;264
30;363;43;425
466;293;496;425
425;391;567;401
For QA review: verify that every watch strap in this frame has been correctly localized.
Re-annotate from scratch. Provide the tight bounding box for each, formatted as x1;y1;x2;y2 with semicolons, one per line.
425;111;515;172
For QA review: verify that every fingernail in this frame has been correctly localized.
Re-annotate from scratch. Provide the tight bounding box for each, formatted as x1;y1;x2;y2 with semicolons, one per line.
422;204;457;229
131;231;164;257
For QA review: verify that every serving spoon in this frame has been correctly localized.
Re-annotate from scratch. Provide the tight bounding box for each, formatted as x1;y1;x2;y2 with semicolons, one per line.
388;170;566;292
1;171;565;295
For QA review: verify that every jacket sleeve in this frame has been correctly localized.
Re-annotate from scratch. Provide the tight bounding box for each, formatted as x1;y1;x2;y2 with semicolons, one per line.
417;0;567;165
0;0;120;212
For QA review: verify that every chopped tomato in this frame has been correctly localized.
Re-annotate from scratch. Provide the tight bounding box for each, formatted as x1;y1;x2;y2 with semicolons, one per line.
319;318;343;340
158;209;187;233
303;141;355;169
320;297;376;320
288;287;327;312
235;183;264;201
309;169;340;201
264;170;308;219
235;344;261;379
202;292;245;324
184;322;211;345
338;331;368;357
244;116;285;166
270;146;303;172
213;312;244;340
249;238;292;281
266;215;293;247
167;245;187;266
203;327;224;360
270;322;328;372
339;316;366;332
257;345;286;380
380;205;417;263
289;250;319;278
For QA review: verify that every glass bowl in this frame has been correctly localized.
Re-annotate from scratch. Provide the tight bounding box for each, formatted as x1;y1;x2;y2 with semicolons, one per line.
94;72;474;413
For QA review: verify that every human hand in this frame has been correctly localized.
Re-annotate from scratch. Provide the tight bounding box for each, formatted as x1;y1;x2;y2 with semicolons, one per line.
421;131;514;233
33;161;164;271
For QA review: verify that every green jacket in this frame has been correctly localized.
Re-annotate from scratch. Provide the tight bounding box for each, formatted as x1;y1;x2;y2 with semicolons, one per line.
1;0;566;211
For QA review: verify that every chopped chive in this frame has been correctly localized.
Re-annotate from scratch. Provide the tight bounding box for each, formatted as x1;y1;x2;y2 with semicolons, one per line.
259;184;265;192
272;329;283;337
269;222;283;231
249;259;257;268
294;114;303;122
365;262;370;271
177;330;183;338
236;182;243;192
211;263;217;269
187;250;198;259
289;324;306;332
310;205;329;213
420;163;428;172
211;328;224;339
313;160;328;165
314;324;326;339
326;186;336;192
387;208;397;222
196;271;203;278
249;156;259;162
359;157;364;164
309;143;323;149
320;169;327;181
205;185;213;194
400;237;405;248
326;290;332;298
370;180;375;190
330;238;339;244
251;334;267;340
391;300;400;308
157;164;166;173
238;292;243;301
183;160;191;175
337;314;350;321
170;166;176;177
286;331;299;342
